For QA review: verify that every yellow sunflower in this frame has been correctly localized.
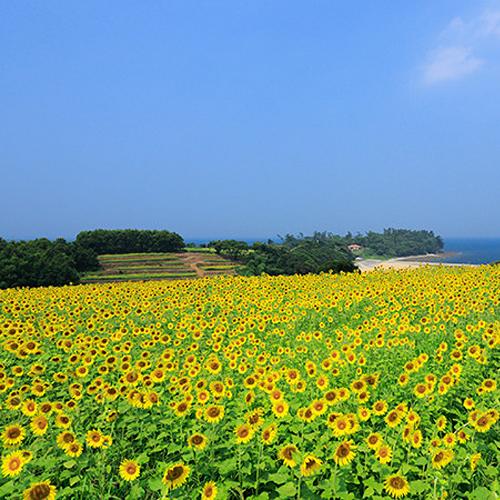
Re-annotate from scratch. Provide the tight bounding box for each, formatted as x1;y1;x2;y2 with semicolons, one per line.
384;474;410;498
30;416;49;436
436;416;447;431
204;405;224;424
431;449;454;469
366;432;382;450
332;440;356;466
234;423;255;444
300;455;322;476
278;444;299;467
375;444;392;464
85;430;104;448
261;424;278;445
188;433;208;450
331;416;350;437
1;451;24;477
162;463;190;490
410;430;423;449
2;424;26;446
65;441;83;458
372;400;388;416
56;431;76;450
272;400;289;418
385;410;403;428
201;481;218;499
119;459;140;481
470;452;481;472
23;481;57;500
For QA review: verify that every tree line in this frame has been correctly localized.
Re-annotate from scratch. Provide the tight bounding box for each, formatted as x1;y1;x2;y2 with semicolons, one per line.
348;228;443;257
209;236;357;275
209;228;444;275
75;229;184;254
0;228;444;289
0;229;184;289
0;238;99;289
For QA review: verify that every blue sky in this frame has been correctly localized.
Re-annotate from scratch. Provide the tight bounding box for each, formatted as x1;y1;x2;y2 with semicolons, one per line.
1;1;499;241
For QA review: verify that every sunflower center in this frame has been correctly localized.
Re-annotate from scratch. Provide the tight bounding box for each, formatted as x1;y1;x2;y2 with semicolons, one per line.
208;407;220;417
167;466;184;481
389;477;405;489
126;464;137;474
28;484;51;500
7;428;21;439
305;458;316;469
477;417;488;427
9;458;21;470
337;444;349;457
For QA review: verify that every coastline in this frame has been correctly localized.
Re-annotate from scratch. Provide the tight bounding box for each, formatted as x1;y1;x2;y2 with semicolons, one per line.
356;252;476;272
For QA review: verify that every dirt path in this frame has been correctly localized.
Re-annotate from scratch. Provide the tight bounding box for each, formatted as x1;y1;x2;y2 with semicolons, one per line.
176;253;206;277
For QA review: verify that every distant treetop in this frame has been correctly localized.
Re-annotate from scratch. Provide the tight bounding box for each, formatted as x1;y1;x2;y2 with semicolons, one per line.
76;229;184;255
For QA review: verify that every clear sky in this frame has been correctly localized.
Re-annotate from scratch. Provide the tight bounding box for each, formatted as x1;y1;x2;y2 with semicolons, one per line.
1;1;499;241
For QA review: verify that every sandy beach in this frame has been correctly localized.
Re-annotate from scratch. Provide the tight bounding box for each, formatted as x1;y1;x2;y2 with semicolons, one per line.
356;254;476;272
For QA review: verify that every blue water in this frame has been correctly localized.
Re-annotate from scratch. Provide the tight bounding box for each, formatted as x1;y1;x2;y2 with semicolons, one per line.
441;238;500;264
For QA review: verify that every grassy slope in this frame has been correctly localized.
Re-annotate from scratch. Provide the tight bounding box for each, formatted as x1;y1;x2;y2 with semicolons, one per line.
81;250;238;283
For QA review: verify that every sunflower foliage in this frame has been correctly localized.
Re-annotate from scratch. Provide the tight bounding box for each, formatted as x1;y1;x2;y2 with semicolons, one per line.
0;266;498;499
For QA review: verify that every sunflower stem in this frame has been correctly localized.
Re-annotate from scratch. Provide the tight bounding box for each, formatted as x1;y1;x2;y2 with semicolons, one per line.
255;439;263;495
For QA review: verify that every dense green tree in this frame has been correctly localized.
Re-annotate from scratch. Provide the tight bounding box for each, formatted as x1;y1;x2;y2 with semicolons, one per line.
76;229;184;254
0;238;98;289
209;240;249;260
354;228;443;257
241;238;356;276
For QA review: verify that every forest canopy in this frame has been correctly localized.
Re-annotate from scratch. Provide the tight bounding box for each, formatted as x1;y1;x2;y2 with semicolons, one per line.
0;238;99;289
76;229;184;254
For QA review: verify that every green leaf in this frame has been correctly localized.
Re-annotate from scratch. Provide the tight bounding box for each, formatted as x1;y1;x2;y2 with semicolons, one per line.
364;477;383;494
277;482;297;497
364;486;374;497
268;471;289;485
63;460;76;469
410;480;429;494
127;483;145;500
218;457;237;474
469;487;497;500
135;451;150;464
253;493;269;500
337;493;356;500
148;477;163;492
485;465;497;477
69;476;81;486
0;480;15;497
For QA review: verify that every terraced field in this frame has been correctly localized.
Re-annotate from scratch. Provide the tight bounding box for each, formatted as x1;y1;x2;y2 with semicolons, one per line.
81;251;238;283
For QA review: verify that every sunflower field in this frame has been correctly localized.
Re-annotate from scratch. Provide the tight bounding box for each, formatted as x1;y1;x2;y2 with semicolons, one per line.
0;266;498;499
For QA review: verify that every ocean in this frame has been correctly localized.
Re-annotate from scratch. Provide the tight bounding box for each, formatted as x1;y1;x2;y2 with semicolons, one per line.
440;238;500;265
